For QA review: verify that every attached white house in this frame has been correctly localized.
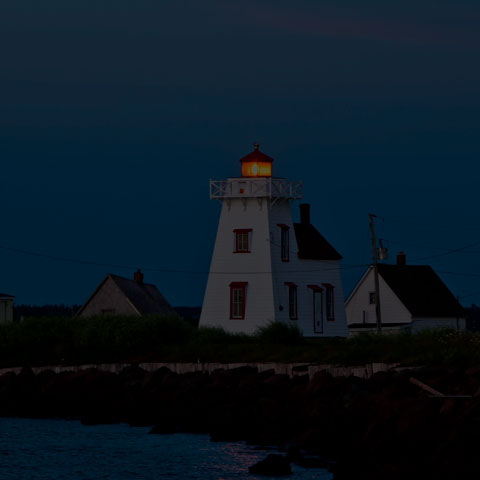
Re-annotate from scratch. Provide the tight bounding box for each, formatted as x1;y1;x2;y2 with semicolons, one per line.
76;270;175;317
199;144;347;337
346;252;465;334
0;292;14;323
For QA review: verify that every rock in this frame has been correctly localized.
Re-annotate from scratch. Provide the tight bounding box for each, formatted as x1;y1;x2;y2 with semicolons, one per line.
248;454;291;476
286;445;331;469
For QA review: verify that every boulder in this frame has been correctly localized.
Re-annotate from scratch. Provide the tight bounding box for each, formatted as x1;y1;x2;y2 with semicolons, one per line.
249;454;291;476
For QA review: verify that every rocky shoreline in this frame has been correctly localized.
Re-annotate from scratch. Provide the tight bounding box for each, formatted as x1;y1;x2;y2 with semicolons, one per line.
1;364;480;478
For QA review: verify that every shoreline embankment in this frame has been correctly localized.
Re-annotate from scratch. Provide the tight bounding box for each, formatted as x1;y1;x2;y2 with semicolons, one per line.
0;361;404;378
1;363;480;479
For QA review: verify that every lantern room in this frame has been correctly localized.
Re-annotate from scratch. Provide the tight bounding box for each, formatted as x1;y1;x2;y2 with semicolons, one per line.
239;143;273;177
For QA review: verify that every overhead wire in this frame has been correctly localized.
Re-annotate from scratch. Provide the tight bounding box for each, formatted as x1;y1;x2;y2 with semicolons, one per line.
379;217;480;232
371;215;480;302
459;290;480;300
0;244;368;275
408;239;480;262
385;239;480;254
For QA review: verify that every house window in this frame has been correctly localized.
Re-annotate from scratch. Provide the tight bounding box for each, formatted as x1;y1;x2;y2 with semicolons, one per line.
308;285;323;333
285;282;297;319
323;283;335;321
233;229;252;253
369;292;376;304
278;224;289;261
362;310;368;324
230;282;247;319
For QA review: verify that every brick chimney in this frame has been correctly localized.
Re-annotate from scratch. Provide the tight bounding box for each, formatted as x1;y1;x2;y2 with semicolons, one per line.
133;268;144;284
299;203;310;224
396;251;406;267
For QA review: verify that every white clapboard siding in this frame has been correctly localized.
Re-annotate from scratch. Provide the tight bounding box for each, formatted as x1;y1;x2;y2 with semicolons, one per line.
346;267;411;326
411;317;466;332
346;266;466;333
200;182;347;337
200;196;275;334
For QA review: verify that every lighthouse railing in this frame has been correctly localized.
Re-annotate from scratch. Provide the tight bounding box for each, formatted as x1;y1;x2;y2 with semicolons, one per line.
210;178;302;200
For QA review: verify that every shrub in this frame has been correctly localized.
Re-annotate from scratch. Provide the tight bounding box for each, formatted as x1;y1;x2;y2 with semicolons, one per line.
255;322;304;345
194;326;249;344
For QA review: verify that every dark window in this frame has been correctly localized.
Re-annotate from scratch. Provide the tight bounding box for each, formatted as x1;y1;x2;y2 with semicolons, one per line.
323;283;335;321
233;229;252;253
285;282;297;319
230;282;247;319
308;285;324;333
369;292;376;304
278;224;290;261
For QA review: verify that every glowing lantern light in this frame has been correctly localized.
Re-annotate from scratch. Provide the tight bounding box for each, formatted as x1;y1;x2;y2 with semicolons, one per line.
239;143;273;178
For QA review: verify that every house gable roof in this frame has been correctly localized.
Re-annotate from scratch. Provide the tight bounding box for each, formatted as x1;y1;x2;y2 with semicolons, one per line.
377;264;463;318
76;274;174;317
0;292;14;299
293;223;342;261
109;274;174;315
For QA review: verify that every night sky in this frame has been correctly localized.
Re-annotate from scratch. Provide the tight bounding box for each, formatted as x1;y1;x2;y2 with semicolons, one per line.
2;0;480;308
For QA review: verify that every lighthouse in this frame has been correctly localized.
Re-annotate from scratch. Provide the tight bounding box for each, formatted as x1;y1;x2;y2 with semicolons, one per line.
199;144;347;337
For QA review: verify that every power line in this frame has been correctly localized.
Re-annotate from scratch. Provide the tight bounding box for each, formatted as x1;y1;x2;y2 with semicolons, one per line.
386;239;480;254
0;245;137;270
459;290;480;300
410;239;480;262
437;270;480;278
382;217;480;232
0;244;368;275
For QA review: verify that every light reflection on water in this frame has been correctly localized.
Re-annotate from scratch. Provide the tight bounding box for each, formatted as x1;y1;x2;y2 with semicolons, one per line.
0;418;332;479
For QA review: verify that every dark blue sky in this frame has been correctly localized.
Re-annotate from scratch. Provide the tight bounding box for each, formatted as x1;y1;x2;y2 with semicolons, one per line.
2;0;480;307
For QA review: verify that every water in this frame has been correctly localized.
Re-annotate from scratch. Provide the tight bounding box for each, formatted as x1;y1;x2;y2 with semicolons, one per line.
0;418;332;479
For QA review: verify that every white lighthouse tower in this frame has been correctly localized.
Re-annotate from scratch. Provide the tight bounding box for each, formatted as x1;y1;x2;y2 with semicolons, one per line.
199;144;347;337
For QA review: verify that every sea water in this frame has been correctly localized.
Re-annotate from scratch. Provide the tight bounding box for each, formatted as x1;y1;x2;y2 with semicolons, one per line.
0;418;332;479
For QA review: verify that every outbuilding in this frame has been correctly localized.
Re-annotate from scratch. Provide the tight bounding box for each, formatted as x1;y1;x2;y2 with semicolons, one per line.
76;270;175;318
0;292;14;323
346;252;465;334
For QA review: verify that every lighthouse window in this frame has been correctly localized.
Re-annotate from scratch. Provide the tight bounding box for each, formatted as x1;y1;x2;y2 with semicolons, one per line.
323;283;335;321
278;224;290;262
308;285;324;334
233;229;252;253
285;282;297;320
230;282;247;319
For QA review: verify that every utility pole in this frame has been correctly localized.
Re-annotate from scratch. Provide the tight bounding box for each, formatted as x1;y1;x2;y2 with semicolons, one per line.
368;214;382;333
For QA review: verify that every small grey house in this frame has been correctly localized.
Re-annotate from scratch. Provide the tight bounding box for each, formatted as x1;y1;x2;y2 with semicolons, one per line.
76;270;175;317
346;252;465;334
0;292;14;323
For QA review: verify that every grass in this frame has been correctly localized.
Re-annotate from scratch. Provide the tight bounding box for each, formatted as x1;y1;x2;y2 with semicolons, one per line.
0;316;480;368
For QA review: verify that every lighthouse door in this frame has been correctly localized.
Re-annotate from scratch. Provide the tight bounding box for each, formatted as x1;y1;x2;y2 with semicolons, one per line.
313;290;324;334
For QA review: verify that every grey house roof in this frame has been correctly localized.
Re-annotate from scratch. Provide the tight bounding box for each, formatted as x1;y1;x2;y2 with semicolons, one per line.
293;223;342;261
108;274;173;315
377;264;463;318
76;273;174;317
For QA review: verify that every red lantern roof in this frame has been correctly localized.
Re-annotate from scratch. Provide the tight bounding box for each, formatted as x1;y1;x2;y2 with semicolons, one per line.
239;143;274;164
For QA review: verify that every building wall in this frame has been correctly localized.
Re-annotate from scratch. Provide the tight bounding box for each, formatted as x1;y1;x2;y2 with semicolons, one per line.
346;267;467;333
200;194;276;334
200;189;348;337
268;200;347;337
346;267;412;326
0;299;13;323
78;277;140;317
411;317;466;332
